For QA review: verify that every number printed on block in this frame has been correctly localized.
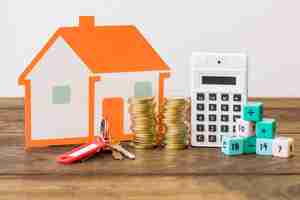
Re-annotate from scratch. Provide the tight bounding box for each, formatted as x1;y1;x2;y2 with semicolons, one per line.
272;137;294;158
243;102;263;122
236;119;255;137
222;136;244;156
256;138;273;155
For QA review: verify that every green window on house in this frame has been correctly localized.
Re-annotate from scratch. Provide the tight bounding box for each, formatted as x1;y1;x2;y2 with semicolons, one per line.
52;85;71;104
134;81;153;97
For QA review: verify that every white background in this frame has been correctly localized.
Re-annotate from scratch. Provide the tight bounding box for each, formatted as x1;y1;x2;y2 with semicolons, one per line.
2;0;300;97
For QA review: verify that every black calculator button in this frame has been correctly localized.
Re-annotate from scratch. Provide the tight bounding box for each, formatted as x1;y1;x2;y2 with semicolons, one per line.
197;114;205;121
221;94;229;101
196;134;205;142
233;105;241;112
196;93;205;101
233;94;242;102
221;125;229;133
209;114;217;122
209;104;217;111
196;124;205;132
197;103;205;111
221;104;229;111
221;115;229;122
233;125;236;133
209;93;217;101
208;125;217;132
233;115;241;122
208;135;217;143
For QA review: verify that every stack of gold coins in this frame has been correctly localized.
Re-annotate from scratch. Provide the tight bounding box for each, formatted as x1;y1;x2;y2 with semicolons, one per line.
162;97;189;150
128;97;157;149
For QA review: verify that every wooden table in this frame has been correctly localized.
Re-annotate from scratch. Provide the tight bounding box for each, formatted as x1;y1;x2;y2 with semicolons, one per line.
1;98;300;200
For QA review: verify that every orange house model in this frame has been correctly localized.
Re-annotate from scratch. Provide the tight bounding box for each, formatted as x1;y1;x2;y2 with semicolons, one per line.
18;16;170;149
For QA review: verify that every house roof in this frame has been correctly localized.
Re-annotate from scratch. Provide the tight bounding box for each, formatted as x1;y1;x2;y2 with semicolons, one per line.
19;21;169;84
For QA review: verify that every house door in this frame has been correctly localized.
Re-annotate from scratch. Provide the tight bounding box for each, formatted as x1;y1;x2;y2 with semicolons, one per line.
102;97;133;143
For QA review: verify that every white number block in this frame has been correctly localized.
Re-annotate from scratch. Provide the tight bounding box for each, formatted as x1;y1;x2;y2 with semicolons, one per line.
236;119;255;137
272;137;294;158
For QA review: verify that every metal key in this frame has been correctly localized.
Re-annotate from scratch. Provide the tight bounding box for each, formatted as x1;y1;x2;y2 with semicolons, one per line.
109;144;135;160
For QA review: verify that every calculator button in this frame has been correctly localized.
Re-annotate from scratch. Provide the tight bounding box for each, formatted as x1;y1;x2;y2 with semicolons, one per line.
221;115;229;122
209;114;217;122
197;114;205;121
233;125;237;133
221;104;229;111
209;104;217;111
221;125;229;133
221;94;229;101
209;93;217;101
197;93;205;101
208;135;217;143
208;125;217;132
233;115;241;122
233;94;242;102
196;134;205;142
233;105;241;112
196;124;205;132
197;103;205;111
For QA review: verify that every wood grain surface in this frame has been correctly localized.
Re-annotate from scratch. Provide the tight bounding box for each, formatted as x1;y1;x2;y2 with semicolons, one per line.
0;98;300;200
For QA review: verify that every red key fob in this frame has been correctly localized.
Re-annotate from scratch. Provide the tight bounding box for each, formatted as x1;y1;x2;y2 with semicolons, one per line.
57;137;106;164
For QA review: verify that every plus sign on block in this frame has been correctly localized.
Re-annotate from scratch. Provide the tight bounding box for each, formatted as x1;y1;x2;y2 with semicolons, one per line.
256;118;277;139
243;102;263;122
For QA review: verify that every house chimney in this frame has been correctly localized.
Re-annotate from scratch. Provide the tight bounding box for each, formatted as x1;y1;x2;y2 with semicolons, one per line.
79;16;95;30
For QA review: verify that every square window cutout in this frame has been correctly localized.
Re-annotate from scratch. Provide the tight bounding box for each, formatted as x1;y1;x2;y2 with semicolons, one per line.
52;85;71;104
134;81;153;97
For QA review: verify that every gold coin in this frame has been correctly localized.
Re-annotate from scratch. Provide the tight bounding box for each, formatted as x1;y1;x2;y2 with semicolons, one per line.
133;133;156;138
165;126;187;131
164;146;186;150
165;132;187;137
128;97;154;104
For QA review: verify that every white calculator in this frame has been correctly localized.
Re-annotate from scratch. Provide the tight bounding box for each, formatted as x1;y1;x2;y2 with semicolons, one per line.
190;52;248;147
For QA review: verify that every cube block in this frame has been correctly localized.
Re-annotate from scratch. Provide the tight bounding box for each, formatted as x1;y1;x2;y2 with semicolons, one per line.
243;136;256;154
222;136;244;156
243;102;263;122
272;137;294;158
256;118;276;139
256;138;273;155
236;119;255;137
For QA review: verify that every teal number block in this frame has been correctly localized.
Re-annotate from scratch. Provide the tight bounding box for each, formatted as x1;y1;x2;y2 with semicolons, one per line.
243;136;256;154
256;138;273;155
243;102;263;122
256;118;276;139
222;136;244;156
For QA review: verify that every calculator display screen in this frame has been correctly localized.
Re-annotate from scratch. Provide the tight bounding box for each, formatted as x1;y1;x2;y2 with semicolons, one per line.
202;76;236;85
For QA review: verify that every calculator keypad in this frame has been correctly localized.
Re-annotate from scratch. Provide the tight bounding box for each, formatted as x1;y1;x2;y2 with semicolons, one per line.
193;92;244;146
